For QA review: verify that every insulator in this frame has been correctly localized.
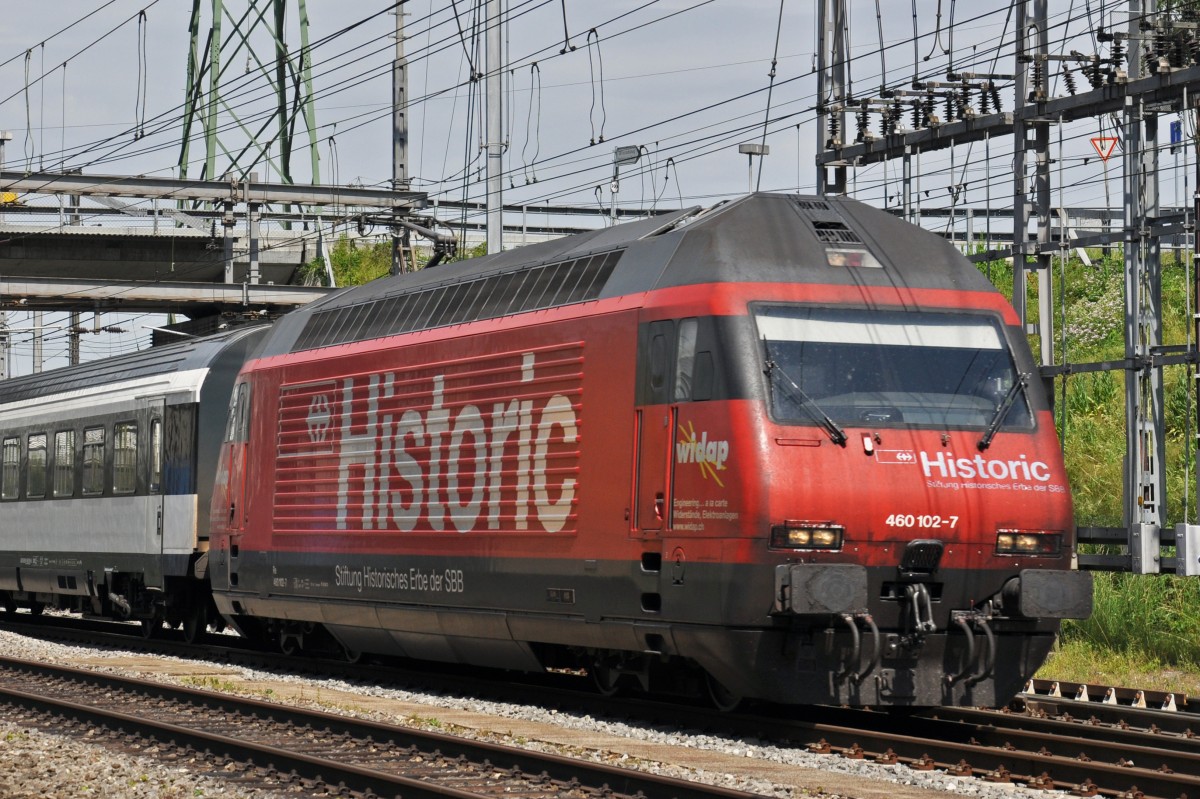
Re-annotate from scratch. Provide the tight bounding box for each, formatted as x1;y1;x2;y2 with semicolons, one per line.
1062;64;1077;95
990;83;1003;112
1086;58;1104;89
1157;29;1170;64
1145;48;1159;75
979;84;991;114
1173;31;1194;68
826;112;840;147
912;100;923;128
856;107;870;142
1189;36;1200;66
959;87;971;117
1111;38;1125;69
1030;61;1044;100
945;92;955;121
923;95;936;125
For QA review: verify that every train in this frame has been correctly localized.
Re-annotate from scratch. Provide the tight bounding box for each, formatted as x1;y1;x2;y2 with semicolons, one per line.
0;193;1092;707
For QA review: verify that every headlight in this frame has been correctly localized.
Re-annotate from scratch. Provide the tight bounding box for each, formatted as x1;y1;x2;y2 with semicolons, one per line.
995;530;1062;556
771;521;844;550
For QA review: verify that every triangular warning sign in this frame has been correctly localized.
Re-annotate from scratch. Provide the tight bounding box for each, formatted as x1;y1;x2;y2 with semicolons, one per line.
1091;136;1118;161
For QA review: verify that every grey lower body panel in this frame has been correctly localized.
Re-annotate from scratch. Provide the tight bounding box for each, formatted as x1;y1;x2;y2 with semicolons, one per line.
214;549;1072;706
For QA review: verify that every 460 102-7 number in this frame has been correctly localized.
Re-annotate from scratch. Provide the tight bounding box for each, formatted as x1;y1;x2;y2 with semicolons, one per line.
885;513;959;530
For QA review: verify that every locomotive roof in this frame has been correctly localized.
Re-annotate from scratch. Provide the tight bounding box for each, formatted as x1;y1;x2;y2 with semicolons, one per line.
261;193;999;357
0;324;268;405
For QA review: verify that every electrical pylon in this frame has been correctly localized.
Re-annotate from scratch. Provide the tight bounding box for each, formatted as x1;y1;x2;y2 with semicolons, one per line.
178;0;320;185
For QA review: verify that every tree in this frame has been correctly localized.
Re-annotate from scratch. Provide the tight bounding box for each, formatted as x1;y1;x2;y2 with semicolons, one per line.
297;235;487;287
296;235;391;287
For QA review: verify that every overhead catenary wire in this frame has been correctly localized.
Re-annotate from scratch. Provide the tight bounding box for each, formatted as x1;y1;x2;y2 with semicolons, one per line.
0;1;1152;277
585;28;606;145
521;61;541;184
134;11;148;141
11;0;1012;199
755;0;786;192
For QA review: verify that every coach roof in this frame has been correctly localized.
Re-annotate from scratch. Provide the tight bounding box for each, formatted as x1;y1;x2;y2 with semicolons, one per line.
0;325;268;406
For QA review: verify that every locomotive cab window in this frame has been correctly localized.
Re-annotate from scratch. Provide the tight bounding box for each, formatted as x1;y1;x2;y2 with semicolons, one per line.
755;306;1032;430
674;318;698;402
27;433;47;499
225;382;251;443
1;437;18;500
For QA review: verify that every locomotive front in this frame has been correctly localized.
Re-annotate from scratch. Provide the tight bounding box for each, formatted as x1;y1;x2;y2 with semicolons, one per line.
757;301;1089;705
663;196;1092;707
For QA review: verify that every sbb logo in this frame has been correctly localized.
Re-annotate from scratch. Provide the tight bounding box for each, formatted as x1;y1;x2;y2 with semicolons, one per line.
307;395;332;443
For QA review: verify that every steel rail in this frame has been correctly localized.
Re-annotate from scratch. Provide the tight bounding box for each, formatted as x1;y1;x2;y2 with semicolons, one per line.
4;616;1199;798
0;654;759;799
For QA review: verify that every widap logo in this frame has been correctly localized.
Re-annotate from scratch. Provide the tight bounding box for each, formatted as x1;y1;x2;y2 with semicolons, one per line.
675;421;729;487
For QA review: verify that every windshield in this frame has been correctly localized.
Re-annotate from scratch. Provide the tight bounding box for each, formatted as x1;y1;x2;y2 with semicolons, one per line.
756;306;1032;430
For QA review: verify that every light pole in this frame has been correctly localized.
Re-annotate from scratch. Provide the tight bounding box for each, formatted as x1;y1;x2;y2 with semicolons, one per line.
0;130;11;220
611;145;642;225
738;142;769;193
0;130;11;380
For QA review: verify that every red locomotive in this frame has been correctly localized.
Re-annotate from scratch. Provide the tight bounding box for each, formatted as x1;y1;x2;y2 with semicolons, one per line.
209;193;1091;707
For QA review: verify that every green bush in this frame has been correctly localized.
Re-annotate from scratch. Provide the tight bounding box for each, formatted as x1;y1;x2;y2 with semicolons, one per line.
979;248;1200;667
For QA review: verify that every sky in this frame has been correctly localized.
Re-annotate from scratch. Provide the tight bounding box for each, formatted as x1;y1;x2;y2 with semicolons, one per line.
0;1;829;207
0;1;1188;374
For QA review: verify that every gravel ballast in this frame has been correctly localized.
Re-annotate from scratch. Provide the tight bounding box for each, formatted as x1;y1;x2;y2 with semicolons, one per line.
0;626;1069;799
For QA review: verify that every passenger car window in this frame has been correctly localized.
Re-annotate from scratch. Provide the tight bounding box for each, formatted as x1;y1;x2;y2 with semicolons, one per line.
149;418;163;494
113;422;138;495
1;437;19;500
26;433;47;499
53;430;76;498
82;427;105;496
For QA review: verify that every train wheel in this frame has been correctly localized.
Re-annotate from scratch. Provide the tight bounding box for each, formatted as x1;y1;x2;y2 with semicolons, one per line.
28;602;44;617
705;673;743;713
140;616;162;639
181;607;206;644
589;660;625;697
2;595;16;616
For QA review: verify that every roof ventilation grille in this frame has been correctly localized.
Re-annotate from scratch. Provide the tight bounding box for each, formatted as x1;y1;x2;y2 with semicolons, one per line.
811;220;864;245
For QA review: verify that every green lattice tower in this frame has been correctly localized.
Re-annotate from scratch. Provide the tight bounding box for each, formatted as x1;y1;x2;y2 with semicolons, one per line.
178;0;320;185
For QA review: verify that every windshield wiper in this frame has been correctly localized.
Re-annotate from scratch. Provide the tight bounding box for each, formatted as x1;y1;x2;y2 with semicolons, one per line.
764;357;847;447
977;372;1029;450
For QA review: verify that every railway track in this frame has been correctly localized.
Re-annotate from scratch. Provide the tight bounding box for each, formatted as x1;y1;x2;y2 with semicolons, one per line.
0;654;761;799
5;615;1200;799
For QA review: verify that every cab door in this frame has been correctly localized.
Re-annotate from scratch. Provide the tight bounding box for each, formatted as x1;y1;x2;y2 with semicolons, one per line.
634;320;676;536
223;382;251;535
213;381;250;589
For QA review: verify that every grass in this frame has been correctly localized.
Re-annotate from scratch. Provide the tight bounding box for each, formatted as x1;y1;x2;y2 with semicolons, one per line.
1040;572;1200;695
978;247;1200;683
1038;638;1200;697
